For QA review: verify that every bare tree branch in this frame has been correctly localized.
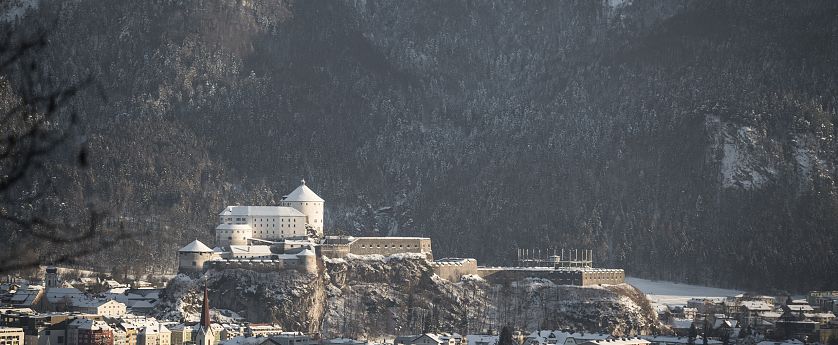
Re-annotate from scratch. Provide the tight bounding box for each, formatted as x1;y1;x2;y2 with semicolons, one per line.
0;27;120;275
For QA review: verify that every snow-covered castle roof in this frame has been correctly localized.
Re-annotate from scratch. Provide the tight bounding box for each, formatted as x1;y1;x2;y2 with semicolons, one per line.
179;240;213;253
283;180;324;202
219;206;305;217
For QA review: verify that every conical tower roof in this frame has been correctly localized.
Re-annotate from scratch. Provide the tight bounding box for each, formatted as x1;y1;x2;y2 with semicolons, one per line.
200;285;211;329
283;179;324;202
179;240;213;253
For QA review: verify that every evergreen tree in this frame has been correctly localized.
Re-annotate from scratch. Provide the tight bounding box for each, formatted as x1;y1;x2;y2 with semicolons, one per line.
688;324;698;345
499;326;515;345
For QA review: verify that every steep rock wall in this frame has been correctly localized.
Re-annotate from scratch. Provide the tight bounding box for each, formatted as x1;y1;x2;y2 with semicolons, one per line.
155;256;665;338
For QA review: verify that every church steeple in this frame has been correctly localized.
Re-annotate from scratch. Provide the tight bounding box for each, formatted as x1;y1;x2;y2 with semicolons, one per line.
195;284;215;345
200;284;211;329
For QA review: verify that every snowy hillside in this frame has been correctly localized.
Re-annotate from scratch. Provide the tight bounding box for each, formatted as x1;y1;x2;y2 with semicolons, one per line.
626;277;743;307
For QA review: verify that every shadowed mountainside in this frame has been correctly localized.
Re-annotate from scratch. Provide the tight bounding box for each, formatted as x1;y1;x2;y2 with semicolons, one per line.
2;0;837;291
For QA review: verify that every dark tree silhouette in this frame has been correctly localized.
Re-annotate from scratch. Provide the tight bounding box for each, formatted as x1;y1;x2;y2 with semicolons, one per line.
0;28;128;274
499;325;515;345
688;323;697;345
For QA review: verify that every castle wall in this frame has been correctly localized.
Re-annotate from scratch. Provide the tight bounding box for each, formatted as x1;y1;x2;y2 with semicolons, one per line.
319;244;351;259
476;267;625;286
203;257;317;275
431;259;478;281
580;269;625;285
347;237;433;260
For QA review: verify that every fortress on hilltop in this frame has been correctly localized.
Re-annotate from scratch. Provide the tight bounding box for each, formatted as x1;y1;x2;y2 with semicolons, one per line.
176;179;624;286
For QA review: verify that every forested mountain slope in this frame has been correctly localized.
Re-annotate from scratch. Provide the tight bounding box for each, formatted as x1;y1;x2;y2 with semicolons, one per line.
2;0;837;291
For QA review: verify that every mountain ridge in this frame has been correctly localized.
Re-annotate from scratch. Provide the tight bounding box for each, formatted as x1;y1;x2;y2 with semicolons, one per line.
1;0;836;291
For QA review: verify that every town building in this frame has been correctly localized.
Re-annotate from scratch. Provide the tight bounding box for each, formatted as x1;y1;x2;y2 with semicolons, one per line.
136;322;170;345
74;300;127;318
243;325;284;338
396;333;465;345
579;338;650;345
261;332;317;345
523;331;610;345
0;327;24;345
466;335;498;345
68;319;114;345
640;336;721;345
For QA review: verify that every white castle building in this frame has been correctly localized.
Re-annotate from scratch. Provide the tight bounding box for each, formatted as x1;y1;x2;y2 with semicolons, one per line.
178;180;324;275
178;179;431;276
215;180;324;247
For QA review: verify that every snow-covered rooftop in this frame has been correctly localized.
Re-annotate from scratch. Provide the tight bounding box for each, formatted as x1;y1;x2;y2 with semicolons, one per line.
70;319;112;331
467;335;498;345
582;338;650;345
219;206;305;217
282;180;324;202
640;336;721;345
740;300;773;311
179;240;213;253
786;304;814;312
526;330;610;345
756;340;804;345
229;245;274;256
44;287;85;303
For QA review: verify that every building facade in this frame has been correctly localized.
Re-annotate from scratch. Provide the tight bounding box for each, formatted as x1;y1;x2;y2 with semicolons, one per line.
216;180;324;247
0;327;24;345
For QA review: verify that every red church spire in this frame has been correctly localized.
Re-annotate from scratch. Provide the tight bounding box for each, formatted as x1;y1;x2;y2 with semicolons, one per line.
200;284;211;329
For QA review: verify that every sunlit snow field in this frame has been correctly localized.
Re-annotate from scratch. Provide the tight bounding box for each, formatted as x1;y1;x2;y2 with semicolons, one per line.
626;277;744;307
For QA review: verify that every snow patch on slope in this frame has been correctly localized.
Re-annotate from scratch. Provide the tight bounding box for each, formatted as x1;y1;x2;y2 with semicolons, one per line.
626;276;742;307
720;125;778;190
1;0;39;23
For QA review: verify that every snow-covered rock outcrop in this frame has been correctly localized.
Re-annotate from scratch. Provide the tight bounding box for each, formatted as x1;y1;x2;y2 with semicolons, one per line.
154;256;665;338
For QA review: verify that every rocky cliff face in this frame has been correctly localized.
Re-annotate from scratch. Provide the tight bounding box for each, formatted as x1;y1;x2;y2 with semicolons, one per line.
155;256;665;337
2;0;837;290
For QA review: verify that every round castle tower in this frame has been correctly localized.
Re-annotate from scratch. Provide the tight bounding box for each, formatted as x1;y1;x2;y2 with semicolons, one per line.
215;223;252;247
281;180;325;238
178;239;215;273
296;248;317;274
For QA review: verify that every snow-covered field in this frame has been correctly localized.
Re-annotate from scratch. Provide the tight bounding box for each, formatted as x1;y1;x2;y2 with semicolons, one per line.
626;277;743;307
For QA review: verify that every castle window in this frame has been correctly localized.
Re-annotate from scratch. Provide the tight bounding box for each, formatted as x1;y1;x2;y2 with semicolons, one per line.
192;261;196;266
